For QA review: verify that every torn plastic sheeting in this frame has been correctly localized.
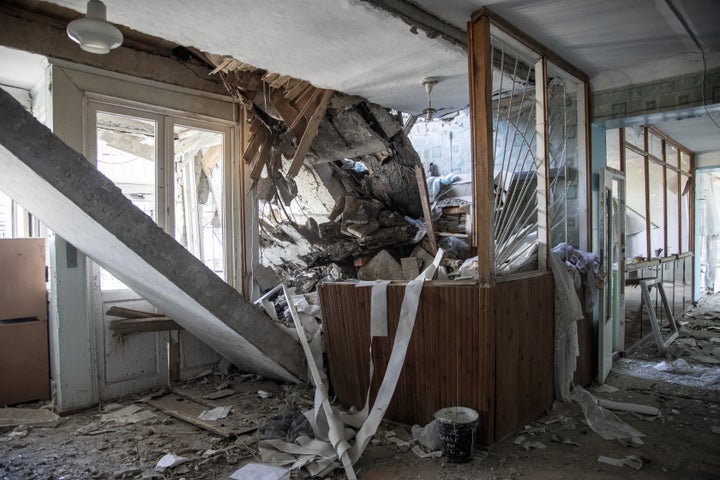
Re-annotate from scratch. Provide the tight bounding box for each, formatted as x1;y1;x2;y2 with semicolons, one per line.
572;386;645;441
597;455;643;470
615;358;720;387
550;252;584;403
260;249;444;478
411;420;441;451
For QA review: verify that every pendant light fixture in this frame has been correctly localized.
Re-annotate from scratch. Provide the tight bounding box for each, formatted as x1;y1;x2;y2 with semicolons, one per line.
421;77;439;121
67;0;123;54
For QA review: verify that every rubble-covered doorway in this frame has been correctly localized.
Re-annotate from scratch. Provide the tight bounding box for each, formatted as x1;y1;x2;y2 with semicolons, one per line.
599;167;626;383
86;101;227;400
695;168;720;299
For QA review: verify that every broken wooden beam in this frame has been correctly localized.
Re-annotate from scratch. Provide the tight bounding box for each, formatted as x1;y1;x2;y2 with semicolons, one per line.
110;317;181;336
106;306;159;319
415;162;438;254
148;392;236;438
287;89;333;180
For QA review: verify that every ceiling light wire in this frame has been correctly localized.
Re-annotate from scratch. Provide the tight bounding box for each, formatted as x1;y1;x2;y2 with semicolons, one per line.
664;0;720;130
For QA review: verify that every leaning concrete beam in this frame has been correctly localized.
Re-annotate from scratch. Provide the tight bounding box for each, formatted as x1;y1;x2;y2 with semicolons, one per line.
0;88;305;383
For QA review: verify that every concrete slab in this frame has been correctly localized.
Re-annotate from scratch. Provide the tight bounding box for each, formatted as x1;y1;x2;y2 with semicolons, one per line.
0;88;305;383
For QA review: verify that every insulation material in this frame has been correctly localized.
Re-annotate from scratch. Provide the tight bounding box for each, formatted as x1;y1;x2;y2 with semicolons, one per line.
549;252;584;402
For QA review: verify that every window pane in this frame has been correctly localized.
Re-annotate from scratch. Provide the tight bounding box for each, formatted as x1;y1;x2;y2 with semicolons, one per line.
648;161;665;257
665;143;678;169
547;62;582;248
0;191;13;238
625;149;647;260
681;174;691;253
624;126;644;150
174;125;225;280
666;168;679;255
491;34;540;275
606;129;620;170
681;151;691;173
648;132;662;160
96;111;157;290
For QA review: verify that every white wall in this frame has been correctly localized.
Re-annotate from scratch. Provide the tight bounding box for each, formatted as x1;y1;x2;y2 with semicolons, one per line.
696;151;720;169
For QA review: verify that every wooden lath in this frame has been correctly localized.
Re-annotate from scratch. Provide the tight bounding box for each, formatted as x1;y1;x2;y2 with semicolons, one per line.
207;55;335;183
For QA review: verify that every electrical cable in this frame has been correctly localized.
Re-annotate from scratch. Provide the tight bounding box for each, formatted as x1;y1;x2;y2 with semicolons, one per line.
664;0;720;130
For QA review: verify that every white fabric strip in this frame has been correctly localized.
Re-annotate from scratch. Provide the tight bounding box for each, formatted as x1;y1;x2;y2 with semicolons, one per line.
355;280;391;337
262;249;445;478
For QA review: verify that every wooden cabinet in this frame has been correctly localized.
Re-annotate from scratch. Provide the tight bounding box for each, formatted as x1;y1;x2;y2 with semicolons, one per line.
320;274;555;446
0;238;50;406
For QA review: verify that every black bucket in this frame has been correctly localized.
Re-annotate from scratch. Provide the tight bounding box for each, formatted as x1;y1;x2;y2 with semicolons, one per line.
434;406;479;463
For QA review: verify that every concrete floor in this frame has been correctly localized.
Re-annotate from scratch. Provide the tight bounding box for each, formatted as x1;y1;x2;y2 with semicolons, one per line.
1;295;719;480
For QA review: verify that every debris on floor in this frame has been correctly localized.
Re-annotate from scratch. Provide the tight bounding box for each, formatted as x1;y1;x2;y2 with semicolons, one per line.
0;407;61;427
597;454;644;470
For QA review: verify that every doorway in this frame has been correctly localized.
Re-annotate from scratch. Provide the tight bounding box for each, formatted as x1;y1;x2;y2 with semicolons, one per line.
599;167;626;382
86;99;232;400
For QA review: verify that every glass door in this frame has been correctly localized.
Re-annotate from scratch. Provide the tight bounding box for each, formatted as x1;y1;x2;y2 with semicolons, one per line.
599;167;626;383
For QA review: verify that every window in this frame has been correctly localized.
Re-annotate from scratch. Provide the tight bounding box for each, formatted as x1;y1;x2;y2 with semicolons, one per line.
88;101;233;291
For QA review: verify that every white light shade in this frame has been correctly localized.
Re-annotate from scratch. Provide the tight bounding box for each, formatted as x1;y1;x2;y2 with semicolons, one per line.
67;0;123;54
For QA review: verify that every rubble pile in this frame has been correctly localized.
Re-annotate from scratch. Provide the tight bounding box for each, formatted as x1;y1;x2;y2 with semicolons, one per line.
204;55;476;291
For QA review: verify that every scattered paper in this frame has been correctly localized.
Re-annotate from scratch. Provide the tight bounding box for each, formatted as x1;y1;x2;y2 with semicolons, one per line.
257;390;272;399
522;441;547;451
198;406;231;421
2;425;29;441
711;426;720;434
411;445;442;459
155;453;189;469
597;455;643;470
513;435;525;445
98;405;142;423
115;410;157;425
201;389;234;400
99;403;124;413
550;433;581;447
593;384;619;394
0;408;61;427
230;463;290;480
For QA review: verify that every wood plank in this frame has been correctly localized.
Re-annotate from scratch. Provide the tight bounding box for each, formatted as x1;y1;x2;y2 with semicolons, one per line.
269;89;305;139
287;89;333;179
295;85;318;110
242;125;268;165
200;144;222;175
169;331;180;384
261;72;279;83
269;74;291;90
106;306;157;319
493;275;554;440
109;316;181;336
468;14;494;286
285;80;311;100
250;138;273;182
414;163;438;254
290;89;322;131
148;393;236;438
283;79;301;95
